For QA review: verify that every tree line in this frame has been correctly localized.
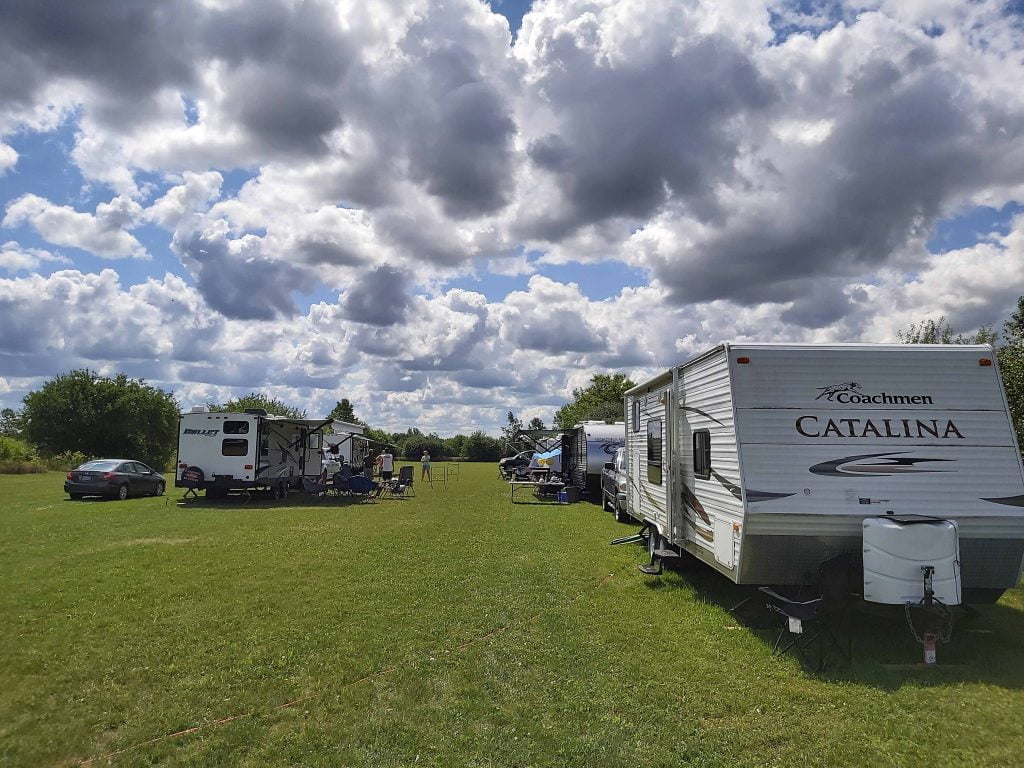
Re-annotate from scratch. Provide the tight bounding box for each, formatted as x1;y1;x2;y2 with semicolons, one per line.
0;378;509;471
3;297;1022;472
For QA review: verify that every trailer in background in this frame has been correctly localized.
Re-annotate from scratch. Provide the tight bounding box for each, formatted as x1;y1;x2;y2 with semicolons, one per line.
175;407;363;498
563;421;626;497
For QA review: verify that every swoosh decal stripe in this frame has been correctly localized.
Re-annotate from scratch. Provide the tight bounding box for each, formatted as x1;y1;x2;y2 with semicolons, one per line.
981;494;1024;507
746;490;796;502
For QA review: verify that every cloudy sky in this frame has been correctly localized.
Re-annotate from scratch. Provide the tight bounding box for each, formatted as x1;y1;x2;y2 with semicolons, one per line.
2;0;1023;434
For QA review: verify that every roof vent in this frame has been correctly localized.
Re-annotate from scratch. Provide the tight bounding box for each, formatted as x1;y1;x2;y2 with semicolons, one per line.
190;405;210;413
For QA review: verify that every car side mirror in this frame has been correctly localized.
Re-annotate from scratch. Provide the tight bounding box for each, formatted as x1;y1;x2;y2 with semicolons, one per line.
604;462;614;471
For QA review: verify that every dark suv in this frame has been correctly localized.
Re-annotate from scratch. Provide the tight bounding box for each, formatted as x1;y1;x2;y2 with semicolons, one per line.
601;447;630;522
65;459;166;500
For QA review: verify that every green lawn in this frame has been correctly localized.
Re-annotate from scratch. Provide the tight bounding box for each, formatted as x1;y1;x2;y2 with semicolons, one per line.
2;464;1023;767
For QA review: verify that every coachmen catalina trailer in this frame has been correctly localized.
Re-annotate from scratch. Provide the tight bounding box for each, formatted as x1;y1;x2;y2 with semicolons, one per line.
564;421;626;496
175;407;364;498
623;343;1024;606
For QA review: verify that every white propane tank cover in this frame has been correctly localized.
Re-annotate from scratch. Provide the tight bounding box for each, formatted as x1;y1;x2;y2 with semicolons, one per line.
862;516;961;605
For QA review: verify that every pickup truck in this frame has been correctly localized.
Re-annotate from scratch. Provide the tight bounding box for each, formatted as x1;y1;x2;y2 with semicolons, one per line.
601;446;631;522
499;450;533;479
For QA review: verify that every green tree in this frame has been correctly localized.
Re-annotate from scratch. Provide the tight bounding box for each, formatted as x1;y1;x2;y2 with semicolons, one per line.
528;416;546;430
0;407;23;437
402;433;447;460
329;398;364;425
464;430;501;461
899;302;1023;447
21;370;179;469
897;317;996;344
554;374;636;429
213;392;306;419
444;434;466;458
998;297;1024;448
501;410;523;452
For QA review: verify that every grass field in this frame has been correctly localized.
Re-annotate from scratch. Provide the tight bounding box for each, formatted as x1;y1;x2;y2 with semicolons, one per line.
2;464;1023;767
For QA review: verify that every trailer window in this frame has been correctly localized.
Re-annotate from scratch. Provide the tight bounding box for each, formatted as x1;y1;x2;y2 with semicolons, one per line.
647;419;663;485
221;438;249;456
693;429;711;480
631;400;639;431
307;433;321;449
223;420;249;434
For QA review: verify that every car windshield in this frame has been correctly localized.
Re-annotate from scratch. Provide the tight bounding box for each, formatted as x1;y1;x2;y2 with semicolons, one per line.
77;460;121;471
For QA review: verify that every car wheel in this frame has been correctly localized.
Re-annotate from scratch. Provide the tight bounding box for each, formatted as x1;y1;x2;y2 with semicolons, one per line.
115;484;129;501
69;493;84;500
614;502;631;524
154;481;165;496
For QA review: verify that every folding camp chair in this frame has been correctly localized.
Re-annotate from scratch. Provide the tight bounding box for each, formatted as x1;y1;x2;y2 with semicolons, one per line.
301;476;329;499
347;474;378;502
331;470;353;496
397;465;415;497
760;553;855;670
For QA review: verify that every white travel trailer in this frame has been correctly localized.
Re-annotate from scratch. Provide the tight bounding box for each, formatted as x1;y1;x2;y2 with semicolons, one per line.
175;407;364;498
624;343;1024;604
564;421;626;496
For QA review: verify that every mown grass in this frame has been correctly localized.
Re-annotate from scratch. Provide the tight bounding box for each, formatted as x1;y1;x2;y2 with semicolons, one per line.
1;464;1023;767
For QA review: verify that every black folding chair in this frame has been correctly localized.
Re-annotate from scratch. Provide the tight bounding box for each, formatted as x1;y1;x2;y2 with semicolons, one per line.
397;465;415;497
760;553;855;670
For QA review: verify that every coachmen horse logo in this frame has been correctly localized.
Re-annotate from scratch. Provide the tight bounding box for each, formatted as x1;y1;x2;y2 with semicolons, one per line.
815;382;861;401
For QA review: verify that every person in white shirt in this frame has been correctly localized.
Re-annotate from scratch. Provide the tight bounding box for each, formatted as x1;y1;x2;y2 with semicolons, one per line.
421;451;431;481
379;449;394;481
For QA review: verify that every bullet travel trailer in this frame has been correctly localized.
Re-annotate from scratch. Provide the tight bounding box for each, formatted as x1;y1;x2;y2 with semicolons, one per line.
564;421;626;496
175;406;364;498
623;343;1024;607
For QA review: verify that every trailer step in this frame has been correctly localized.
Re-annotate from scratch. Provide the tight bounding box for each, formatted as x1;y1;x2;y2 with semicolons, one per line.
610;533;645;546
638;563;664;575
653;548;679;559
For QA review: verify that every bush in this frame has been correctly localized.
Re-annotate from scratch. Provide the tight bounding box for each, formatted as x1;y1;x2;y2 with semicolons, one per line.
43;451;91;471
0;435;35;462
0;461;47;474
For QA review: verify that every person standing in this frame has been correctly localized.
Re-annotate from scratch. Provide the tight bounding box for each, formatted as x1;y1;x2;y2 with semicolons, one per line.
380;448;394;481
362;451;375;480
421;450;431;481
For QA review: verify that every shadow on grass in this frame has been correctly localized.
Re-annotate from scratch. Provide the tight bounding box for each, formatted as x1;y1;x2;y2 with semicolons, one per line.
643;548;1024;691
173;493;386;510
